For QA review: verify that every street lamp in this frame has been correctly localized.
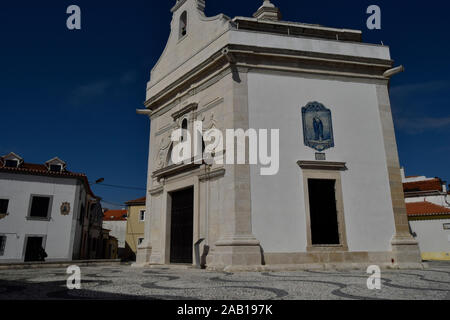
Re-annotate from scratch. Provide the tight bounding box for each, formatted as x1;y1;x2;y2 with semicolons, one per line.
94;178;105;184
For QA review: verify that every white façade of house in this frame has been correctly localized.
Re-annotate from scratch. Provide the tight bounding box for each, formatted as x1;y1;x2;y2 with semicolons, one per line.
0;152;98;263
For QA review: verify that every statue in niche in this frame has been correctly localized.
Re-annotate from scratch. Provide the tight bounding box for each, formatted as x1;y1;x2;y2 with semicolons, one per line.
313;115;324;142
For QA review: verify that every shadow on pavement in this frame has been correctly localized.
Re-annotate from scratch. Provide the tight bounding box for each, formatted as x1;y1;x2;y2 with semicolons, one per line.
0;279;142;300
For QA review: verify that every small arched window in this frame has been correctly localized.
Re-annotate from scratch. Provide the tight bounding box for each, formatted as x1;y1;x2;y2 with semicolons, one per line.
179;11;187;38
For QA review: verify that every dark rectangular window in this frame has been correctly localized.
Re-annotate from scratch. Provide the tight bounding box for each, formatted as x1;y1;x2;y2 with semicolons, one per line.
139;210;146;222
0;199;9;214
0;236;6;256
49;164;62;172
4;160;18;168
29;196;51;218
308;179;340;245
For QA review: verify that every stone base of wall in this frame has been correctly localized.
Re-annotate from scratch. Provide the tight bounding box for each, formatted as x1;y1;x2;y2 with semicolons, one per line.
134;240;425;271
207;240;263;271
391;237;423;269
421;252;450;261
135;245;153;266
206;250;426;272
209;262;426;272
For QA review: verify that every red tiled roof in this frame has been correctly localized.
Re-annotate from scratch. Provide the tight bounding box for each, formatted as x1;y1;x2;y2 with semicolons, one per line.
125;196;146;206
0;160;97;198
403;178;443;193
406;201;450;217
103;210;127;221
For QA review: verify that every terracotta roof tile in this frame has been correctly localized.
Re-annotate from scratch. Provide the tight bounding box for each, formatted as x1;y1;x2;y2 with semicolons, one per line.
103;210;127;221
125;196;146;205
0;161;97;198
403;178;443;193
406;201;450;217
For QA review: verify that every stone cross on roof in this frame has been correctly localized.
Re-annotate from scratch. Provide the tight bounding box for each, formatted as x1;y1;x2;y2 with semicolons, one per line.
253;0;282;21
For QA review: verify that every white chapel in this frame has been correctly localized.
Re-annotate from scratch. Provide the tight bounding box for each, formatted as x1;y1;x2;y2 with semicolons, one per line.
136;0;423;270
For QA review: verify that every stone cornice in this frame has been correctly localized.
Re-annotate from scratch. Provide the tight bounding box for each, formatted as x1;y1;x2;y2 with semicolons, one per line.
229;44;393;68
198;168;226;181
145;49;228;111
152;160;202;181
404;190;444;198
144;44;393;114
150;65;231;119
297;161;348;171
171;102;198;120
408;214;450;221
149;186;164;196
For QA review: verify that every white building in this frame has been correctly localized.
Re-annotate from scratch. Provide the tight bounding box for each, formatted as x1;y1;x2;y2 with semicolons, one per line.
136;0;422;270
0;152;101;263
103;209;127;258
402;169;450;261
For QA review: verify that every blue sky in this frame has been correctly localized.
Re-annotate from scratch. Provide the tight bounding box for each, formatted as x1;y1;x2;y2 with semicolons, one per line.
1;0;449;208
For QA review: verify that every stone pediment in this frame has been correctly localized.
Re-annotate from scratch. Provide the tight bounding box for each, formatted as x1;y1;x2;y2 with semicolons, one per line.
147;0;231;96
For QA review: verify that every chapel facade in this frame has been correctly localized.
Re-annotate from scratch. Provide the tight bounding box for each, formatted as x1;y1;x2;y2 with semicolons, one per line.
136;0;423;270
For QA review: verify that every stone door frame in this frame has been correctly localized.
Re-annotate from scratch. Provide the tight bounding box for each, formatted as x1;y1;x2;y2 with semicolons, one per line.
298;161;349;252
161;175;200;265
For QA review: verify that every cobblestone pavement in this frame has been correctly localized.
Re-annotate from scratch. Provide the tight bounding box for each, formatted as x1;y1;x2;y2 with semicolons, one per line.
0;262;449;300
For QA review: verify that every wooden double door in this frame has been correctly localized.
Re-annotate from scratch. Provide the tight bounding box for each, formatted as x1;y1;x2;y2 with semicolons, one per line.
170;187;194;264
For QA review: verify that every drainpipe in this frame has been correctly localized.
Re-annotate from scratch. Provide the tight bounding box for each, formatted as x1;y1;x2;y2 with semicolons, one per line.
383;65;405;78
221;48;236;64
136;109;152;116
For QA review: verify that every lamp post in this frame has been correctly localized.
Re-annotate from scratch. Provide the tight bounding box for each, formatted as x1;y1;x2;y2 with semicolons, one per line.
94;177;105;185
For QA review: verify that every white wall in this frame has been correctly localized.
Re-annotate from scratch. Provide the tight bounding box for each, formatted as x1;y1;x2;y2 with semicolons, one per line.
103;221;127;248
405;195;450;208
0;173;82;263
410;219;450;253
247;72;396;253
230;29;391;61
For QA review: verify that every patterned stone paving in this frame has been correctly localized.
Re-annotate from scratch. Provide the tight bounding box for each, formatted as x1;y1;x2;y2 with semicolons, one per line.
0;262;449;300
